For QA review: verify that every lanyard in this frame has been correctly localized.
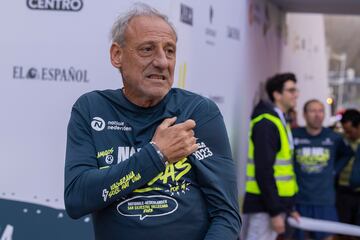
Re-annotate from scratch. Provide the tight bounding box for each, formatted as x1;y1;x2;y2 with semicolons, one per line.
274;107;294;150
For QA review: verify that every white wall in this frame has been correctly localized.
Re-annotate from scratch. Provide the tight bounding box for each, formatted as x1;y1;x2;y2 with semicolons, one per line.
280;13;330;126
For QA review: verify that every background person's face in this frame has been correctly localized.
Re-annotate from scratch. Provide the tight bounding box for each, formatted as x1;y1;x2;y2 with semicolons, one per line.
279;80;298;111
304;102;324;129
342;121;360;141
116;15;177;105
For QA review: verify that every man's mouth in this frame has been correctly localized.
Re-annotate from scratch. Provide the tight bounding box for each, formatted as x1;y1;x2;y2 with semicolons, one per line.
147;74;166;80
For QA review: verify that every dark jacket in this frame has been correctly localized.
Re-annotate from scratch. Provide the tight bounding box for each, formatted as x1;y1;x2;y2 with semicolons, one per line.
242;100;296;217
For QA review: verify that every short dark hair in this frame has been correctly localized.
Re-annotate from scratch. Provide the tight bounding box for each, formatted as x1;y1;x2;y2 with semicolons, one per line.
303;99;323;113
265;73;297;102
341;109;360;127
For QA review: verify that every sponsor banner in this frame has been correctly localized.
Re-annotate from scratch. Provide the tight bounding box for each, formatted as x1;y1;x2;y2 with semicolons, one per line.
26;0;84;11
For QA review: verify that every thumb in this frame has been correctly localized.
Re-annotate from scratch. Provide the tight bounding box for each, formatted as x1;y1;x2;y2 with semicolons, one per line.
160;117;177;128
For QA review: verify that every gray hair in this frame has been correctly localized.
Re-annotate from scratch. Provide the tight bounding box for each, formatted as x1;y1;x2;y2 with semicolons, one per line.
110;2;177;46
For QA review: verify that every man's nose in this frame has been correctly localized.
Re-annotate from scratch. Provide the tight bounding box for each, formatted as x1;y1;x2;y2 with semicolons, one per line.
152;49;168;69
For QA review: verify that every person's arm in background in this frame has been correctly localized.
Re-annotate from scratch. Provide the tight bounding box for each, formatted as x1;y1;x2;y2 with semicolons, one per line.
334;134;353;174
189;99;241;240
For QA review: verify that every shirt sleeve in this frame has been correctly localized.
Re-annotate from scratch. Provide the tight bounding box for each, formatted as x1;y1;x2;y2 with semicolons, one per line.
334;134;353;174
188;99;241;240
64;96;165;219
252;119;284;216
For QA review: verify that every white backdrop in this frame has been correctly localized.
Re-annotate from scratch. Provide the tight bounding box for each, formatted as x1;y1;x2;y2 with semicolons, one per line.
280;13;330;126
0;0;259;210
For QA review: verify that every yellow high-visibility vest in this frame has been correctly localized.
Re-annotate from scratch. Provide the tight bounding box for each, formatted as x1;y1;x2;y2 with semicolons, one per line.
246;113;298;197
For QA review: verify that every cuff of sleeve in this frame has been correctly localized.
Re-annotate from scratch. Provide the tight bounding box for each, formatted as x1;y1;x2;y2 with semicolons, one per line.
269;208;285;217
143;143;166;172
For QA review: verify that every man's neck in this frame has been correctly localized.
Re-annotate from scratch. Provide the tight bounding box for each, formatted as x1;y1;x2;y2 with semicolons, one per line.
122;88;162;108
306;126;322;136
274;102;287;114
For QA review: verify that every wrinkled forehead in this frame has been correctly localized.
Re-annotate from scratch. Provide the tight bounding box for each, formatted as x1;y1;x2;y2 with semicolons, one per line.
124;15;177;43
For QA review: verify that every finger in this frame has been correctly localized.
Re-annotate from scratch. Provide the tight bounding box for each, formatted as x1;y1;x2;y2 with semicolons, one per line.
188;142;198;154
179;119;196;129
160;117;177;128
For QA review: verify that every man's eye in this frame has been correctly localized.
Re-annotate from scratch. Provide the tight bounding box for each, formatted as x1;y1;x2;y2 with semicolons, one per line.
165;48;175;57
140;47;153;54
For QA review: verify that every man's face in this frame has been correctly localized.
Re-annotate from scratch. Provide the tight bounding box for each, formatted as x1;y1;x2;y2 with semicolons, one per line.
277;80;298;111
304;102;324;130
111;15;177;105
342;121;360;141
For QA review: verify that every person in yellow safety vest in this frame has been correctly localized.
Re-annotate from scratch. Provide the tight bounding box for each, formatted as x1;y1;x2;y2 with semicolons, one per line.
242;73;300;240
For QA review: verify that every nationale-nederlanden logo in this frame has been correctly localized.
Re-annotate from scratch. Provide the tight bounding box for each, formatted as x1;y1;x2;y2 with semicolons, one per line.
27;0;83;12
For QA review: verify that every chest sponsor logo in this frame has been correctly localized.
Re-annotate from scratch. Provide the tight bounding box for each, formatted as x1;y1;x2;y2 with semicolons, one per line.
118;146;141;163
117;195;178;221
107;121;132;131
1;224;14;240
91;117;105;131
296;147;330;173
322;138;334;146
294;138;311;145
90;118;132;132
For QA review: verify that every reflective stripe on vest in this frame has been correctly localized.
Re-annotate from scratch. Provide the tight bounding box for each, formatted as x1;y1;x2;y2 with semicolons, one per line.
246;113;298;197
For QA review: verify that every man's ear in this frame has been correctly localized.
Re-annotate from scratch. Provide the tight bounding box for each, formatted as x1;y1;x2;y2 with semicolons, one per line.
273;91;282;102
110;42;123;69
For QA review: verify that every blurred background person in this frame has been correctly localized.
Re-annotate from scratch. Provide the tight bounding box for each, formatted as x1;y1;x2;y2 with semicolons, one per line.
337;109;360;240
292;99;353;240
242;73;299;240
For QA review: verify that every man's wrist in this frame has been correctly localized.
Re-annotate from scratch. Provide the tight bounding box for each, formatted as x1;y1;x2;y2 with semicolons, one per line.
149;141;168;165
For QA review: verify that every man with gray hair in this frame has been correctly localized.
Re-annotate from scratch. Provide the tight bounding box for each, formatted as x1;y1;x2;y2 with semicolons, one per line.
64;3;241;240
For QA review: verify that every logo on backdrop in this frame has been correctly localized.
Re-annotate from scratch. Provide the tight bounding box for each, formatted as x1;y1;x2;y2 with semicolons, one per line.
209;6;214;24
227;26;240;41
12;66;90;83
205;5;217;46
180;4;193;26
27;0;83;12
248;0;271;36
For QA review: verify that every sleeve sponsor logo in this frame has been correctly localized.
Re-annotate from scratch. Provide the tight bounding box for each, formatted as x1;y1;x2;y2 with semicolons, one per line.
117;195;178;220
192;142;213;161
104;155;114;164
97;147;114;158
102;171;142;202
